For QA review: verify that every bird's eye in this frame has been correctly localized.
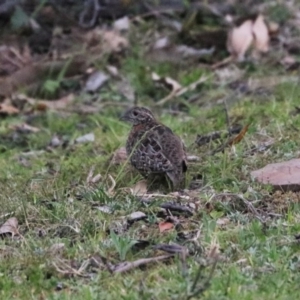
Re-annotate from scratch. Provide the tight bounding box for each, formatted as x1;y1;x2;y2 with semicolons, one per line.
133;111;138;116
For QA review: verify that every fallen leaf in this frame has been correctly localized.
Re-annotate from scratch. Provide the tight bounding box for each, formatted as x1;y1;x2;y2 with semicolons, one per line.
196;126;243;146
155;75;210;106
0;217;18;237
131;180;148;196
252;15;269;53
164;77;182;92
159;221;174;233
152;72;182;92
227;20;254;61
34;102;48;111
0;102;19;115
229;123;251;146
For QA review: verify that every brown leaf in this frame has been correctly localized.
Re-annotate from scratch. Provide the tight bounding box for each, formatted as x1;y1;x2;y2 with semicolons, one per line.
131;180;148;196
35;102;48;111
0;102;19;115
159;221;174;233
229;123;251;146
227;20;254;60
252;15;269;53
0;217;18;236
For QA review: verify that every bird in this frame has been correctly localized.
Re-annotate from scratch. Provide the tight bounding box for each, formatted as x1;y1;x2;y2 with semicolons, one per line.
120;106;187;190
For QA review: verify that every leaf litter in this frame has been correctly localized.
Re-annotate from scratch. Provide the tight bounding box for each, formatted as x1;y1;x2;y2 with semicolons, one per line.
0;217;19;237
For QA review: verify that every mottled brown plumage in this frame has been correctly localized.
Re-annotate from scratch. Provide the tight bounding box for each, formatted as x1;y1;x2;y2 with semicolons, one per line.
121;106;187;190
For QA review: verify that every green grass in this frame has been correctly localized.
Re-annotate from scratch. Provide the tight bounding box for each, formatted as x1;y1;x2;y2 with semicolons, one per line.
1;28;300;300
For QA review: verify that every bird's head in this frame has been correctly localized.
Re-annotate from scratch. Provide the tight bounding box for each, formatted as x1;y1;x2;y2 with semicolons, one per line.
120;106;155;125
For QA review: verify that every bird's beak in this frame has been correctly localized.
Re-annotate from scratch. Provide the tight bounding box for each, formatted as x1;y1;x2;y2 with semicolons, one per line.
119;114;126;121
119;113;129;122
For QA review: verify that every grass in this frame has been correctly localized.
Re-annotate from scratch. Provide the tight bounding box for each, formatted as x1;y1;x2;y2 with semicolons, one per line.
1;28;300;300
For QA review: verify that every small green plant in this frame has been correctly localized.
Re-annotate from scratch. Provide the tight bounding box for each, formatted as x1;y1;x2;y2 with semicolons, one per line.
42;57;73;97
110;230;137;261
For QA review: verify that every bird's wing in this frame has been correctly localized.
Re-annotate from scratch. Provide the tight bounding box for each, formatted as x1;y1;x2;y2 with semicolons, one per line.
130;129;174;174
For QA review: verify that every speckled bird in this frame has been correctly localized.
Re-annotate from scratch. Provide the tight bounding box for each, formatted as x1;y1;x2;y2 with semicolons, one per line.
121;106;187;190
